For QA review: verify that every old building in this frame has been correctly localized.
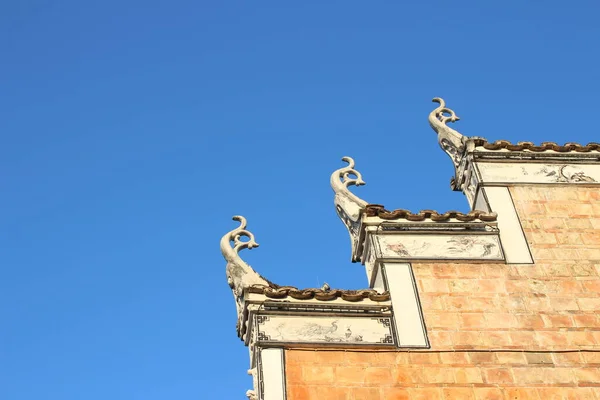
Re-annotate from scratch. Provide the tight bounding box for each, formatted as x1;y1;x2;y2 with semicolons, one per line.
220;98;600;399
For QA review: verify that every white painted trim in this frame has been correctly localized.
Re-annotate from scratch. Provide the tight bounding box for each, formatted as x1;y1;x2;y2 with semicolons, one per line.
260;348;286;400
473;187;490;212
481;186;533;264
382;263;429;347
371;264;385;292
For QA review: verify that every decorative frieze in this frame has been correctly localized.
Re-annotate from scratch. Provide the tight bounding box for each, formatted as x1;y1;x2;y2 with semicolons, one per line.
254;315;395;347
476;162;600;185
373;233;503;261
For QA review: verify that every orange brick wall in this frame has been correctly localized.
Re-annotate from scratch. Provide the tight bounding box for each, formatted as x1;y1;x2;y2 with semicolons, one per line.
285;186;600;399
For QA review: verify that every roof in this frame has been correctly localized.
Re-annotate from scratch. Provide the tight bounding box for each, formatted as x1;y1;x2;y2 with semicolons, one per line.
364;205;498;222
247;284;390;302
474;139;600;152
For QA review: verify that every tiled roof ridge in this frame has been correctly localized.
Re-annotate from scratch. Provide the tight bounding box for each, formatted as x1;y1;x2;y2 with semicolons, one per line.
473;138;600;152
247;284;390;302
364;205;498;222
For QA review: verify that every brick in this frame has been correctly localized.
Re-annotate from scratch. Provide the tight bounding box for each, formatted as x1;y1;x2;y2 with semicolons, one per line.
572;263;598;277
310;386;348;400
525;352;554;365
364;367;392;384
474;387;503;400
552;352;583;365
556;232;582;245
577;297;600;311
509;331;538;347
531;231;558;244
392;366;424;384
448;296;495;311
482;331;513;347
409;352;439;364
503;387;541;400
536;331;568;347
551;248;580;261
431;264;457;278
372;352;397;365
439;351;470;365
548;296;579;311
563;388;596;400
525;295;550;311
468;352;497;364
286;385;311;400
382;387;410;400
535;388;568;400
581;280;600;293
566;218;592;229
286;364;303;384
567;331;597;346
420;295;444;310
542;367;574;384
426;312;460;329
302;365;334;384
541;314;574;328
506;279;531;293
412;263;433;277
483;265;506;277
454;264;484;278
483;367;513;383
452;331;484;348
540;218;566;229
409;388;443;400
461;313;487;329
477;279;506;293
577;248;600;260
511;367;545;384
542;263;572;277
556;279;583;293
350;387;381;399
334;366;366;385
344;352;372;366
313;351;345;364
421;366;454;383
428;331;453;347
582;352;600;364
419;278;450;293
496;352;527;364
442;387;475;400
394;352;411;364
453;367;484;383
448;279;480;293
569;203;594;217
286;350;319;364
503;296;528;311
573;367;600;384
516;314;545;329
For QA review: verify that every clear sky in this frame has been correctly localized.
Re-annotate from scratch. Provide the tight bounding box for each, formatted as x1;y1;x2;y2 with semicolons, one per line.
1;1;599;399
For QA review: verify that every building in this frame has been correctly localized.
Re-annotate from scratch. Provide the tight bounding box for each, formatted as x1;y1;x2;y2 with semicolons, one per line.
220;98;600;399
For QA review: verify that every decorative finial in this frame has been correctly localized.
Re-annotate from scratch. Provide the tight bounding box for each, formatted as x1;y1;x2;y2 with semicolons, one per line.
220;216;269;338
330;156;368;211
331;157;368;261
429;98;468;189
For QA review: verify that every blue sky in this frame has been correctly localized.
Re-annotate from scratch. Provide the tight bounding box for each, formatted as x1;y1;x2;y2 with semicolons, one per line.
1;1;599;399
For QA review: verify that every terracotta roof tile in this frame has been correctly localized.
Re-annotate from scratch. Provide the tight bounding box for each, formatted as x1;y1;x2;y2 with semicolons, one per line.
364;205;498;222
248;285;390;302
474;139;600;153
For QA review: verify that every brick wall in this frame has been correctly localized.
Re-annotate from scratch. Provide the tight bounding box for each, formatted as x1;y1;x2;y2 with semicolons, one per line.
285;186;600;399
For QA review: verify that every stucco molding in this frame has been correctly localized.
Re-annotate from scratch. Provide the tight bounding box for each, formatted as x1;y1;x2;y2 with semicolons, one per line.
330;156;369;261
220;216;271;339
